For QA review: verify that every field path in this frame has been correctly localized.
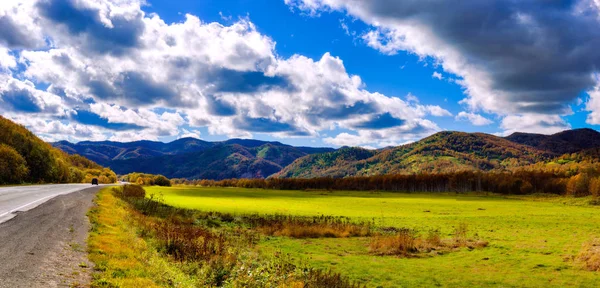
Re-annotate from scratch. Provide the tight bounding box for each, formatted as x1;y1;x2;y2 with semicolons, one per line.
0;185;104;287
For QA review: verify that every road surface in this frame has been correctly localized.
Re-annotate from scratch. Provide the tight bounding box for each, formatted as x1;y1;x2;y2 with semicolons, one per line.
0;184;106;287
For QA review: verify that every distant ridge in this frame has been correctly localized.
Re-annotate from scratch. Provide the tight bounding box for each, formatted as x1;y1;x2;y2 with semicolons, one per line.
273;129;600;178
53;138;334;180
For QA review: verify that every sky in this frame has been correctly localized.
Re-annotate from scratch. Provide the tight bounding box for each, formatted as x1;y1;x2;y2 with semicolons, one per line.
1;0;600;148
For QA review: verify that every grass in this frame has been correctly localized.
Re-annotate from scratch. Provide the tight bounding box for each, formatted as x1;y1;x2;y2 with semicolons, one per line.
87;188;196;287
146;186;600;287
88;186;362;287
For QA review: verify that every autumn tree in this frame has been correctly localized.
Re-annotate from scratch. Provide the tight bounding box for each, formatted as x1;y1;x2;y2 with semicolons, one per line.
0;144;29;184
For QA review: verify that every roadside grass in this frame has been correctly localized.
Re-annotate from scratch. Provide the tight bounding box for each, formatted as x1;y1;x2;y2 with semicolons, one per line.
87;188;195;287
146;186;600;287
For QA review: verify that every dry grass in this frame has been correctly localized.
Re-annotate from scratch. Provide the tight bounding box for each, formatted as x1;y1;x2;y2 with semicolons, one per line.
241;214;372;239
577;238;600;271
259;221;370;238
369;225;488;257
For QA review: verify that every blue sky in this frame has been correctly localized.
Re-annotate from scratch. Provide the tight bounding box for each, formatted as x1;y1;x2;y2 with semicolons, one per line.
1;0;599;148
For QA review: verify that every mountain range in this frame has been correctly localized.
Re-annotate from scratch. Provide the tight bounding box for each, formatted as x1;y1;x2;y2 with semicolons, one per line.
53;138;334;179
53;128;600;180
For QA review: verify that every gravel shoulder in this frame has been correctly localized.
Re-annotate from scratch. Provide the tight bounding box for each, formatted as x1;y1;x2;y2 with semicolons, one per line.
0;186;102;288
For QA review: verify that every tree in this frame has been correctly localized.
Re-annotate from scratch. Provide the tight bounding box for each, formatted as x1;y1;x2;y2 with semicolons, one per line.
0;144;29;184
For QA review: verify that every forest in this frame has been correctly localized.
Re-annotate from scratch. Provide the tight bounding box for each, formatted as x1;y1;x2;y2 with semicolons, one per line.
0;116;116;185
171;165;600;197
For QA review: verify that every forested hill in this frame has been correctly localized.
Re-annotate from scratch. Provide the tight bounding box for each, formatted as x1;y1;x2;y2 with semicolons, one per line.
53;138;335;180
0;116;116;184
274;129;600;178
505;128;600;155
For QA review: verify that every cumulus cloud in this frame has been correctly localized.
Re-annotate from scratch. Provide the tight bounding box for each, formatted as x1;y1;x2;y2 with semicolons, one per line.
432;72;443;80
455;112;493;126
0;0;452;145
500;114;570;135
585;81;600;124
286;0;600;134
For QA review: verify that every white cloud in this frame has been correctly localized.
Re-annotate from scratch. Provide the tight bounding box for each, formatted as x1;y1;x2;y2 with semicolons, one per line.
179;128;202;139
425;105;452;117
585;83;600;124
286;0;600;135
432;71;443;80
500;114;570;135
0;0;455;146
455;112;493;126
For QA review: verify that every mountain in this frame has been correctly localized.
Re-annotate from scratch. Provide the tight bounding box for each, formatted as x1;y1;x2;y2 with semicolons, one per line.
53;137;213;166
274;131;565;178
0;116;116;184
505;128;600;155
53;138;335;180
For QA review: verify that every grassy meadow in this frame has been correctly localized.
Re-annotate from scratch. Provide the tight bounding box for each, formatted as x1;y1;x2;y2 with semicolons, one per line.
144;186;600;287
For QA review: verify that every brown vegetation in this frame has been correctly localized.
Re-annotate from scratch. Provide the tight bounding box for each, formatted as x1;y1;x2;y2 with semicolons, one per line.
254;215;371;238
577;238;600;271
369;225;488;257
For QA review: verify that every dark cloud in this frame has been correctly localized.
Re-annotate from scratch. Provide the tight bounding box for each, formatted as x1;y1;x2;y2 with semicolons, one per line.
306;100;378;126
206;95;237;116
351;113;405;129
0;16;39;49
0;88;42;113
208;68;294;93
37;0;144;55
114;72;178;105
320;0;600;114
71;109;143;131
87;72;179;106
233;116;295;133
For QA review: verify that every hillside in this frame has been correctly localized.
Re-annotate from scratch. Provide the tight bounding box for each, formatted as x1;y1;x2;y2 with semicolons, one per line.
274;131;557;178
0;116;116;184
505;128;600;155
54;138;335;180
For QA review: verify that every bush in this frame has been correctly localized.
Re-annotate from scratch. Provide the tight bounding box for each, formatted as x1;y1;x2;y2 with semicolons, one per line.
116;185;146;198
153;175;171;187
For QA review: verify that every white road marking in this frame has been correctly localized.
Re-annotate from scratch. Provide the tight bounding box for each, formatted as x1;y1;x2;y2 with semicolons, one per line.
0;193;61;219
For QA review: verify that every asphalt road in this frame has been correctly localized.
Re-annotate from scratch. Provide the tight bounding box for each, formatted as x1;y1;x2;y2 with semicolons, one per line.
0;184;95;224
0;184;105;287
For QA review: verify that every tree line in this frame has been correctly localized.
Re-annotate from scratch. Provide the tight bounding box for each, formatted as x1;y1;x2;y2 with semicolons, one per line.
122;172;171;186
169;168;600;197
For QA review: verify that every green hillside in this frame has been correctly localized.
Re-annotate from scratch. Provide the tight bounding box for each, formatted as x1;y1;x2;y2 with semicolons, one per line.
274;131;555;178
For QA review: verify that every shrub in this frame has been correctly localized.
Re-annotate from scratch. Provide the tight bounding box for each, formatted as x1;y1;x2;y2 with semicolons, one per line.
153;175;171;186
115;184;146;198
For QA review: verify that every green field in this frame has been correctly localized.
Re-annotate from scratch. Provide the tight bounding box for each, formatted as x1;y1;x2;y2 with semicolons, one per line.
145;186;600;287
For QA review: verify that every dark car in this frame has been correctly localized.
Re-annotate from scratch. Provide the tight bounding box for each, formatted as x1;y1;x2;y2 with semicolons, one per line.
92;178;99;185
